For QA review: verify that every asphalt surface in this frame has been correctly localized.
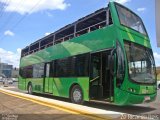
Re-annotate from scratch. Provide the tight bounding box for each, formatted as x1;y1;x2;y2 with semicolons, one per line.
0;82;95;120
0;92;94;120
0;82;160;119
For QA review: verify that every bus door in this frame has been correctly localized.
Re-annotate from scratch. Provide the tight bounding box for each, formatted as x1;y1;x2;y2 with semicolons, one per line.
44;63;52;93
90;52;101;99
89;50;114;101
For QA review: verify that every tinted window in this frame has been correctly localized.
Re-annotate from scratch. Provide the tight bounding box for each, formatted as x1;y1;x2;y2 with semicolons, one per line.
19;66;33;78
49;62;54;77
33;63;44;78
75;54;89;76
54;54;89;77
116;4;147;35
54;57;75;77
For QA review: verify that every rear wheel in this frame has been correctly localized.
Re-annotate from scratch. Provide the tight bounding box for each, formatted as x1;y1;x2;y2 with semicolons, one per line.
28;83;33;95
70;85;84;104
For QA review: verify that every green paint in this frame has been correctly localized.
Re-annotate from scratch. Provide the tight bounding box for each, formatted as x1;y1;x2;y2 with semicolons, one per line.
20;27;116;67
125;27;135;42
18;77;26;90
23;77;89;101
44;77;49;92
26;78;44;92
19;2;156;105
52;77;89;101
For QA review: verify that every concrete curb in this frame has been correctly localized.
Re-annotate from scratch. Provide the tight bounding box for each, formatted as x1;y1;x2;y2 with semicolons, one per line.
0;88;123;120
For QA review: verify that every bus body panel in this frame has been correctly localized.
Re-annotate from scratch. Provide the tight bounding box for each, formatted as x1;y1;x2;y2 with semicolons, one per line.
110;2;157;104
20;26;117;67
18;2;157;105
26;78;44;93
112;27;157;105
18;77;26;90
114;88;156;105
52;77;89;101
23;77;90;101
19;25;118;102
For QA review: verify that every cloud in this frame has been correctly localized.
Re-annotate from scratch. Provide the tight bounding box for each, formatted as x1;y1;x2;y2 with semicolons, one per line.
45;32;51;36
114;0;131;4
46;11;53;17
0;48;21;68
4;30;15;36
154;52;160;67
0;0;70;15
137;7;146;12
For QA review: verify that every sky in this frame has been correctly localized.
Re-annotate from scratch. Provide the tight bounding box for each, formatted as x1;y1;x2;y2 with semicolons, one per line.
0;0;159;68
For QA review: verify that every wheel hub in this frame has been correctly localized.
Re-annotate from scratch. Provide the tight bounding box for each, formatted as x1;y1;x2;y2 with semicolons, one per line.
73;89;81;102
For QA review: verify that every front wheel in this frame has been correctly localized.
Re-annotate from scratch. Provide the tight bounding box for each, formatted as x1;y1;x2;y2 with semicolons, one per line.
70;85;84;104
28;84;33;95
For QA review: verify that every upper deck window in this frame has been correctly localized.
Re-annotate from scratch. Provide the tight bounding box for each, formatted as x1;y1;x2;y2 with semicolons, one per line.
55;25;74;44
76;10;107;35
21;7;113;58
116;4;147;36
40;36;53;49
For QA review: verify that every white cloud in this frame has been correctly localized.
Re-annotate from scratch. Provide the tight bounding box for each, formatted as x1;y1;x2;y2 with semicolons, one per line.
0;48;21;68
0;0;70;15
4;30;15;36
45;32;51;36
137;7;146;12
154;52;160;67
46;11;53;17
114;0;131;4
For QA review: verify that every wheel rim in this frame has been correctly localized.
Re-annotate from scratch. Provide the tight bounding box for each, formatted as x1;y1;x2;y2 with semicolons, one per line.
73;89;81;102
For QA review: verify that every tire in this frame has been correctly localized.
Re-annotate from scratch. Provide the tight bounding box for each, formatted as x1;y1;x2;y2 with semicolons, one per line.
70;85;84;104
28;83;33;95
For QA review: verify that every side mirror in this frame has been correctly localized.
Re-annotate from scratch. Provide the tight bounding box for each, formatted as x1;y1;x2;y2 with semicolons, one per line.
109;48;116;76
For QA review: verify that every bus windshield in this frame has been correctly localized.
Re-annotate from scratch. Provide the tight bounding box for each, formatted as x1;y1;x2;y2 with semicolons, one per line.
116;4;147;36
124;41;156;84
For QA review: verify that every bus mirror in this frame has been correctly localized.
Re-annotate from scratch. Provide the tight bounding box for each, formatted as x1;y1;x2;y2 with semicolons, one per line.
109;48;116;76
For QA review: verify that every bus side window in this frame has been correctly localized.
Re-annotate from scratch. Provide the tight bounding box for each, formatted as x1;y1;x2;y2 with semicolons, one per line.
75;54;89;77
33;63;44;78
20;66;33;78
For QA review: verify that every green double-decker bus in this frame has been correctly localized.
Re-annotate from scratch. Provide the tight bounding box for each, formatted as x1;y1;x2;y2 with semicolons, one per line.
19;2;157;105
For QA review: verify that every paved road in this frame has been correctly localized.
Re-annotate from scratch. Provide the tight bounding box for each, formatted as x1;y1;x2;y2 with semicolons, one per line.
0;90;92;120
0;81;160;119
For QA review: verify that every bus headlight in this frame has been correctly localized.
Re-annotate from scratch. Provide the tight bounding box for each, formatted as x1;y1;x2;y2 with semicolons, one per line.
128;88;136;93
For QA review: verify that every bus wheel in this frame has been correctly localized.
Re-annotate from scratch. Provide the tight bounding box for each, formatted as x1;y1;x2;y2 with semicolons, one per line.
70;85;84;104
28;83;33;95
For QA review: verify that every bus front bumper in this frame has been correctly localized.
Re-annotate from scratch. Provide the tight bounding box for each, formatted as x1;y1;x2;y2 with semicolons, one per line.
115;90;157;105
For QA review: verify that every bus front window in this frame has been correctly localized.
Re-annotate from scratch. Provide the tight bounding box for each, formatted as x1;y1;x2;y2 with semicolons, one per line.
124;41;156;84
116;4;147;36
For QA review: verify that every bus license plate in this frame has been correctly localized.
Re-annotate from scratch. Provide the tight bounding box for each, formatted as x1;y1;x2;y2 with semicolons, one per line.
144;96;150;101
